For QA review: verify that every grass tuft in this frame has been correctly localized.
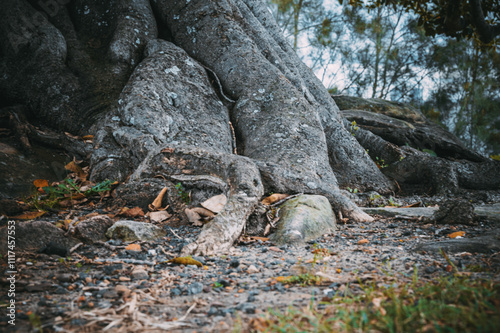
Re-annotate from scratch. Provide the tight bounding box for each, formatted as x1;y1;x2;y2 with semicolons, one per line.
250;274;500;333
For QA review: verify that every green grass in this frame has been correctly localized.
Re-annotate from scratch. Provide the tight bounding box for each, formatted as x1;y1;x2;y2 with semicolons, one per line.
250;274;500;333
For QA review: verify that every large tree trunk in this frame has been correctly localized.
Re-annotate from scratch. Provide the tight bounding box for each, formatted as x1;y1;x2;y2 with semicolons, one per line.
1;0;495;255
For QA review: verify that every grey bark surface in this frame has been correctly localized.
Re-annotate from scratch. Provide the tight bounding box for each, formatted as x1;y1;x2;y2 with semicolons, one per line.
335;95;500;194
1;0;496;255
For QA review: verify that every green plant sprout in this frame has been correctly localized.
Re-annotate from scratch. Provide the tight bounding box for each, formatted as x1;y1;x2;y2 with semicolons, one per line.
175;182;191;204
347;187;358;193
350;120;359;136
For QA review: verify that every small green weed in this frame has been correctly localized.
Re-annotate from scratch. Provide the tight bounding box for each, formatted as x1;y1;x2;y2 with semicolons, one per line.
26;178;114;210
346;187;358;194
175;182;191;204
278;273;323;287
28;312;43;332
375;156;388;169
350;121;359;136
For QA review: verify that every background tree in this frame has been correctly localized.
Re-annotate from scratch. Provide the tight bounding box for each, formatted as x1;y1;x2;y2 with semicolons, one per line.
422;38;500;155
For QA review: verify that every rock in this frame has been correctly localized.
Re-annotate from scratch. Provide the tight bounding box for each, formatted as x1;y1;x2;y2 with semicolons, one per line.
115;285;131;298
247;265;259;274
131;266;149;280
38;241;70;257
74;215;114;243
431;199;474;225
0;220;78;253
106;220;166;242
270;195;336;245
186;282;204;295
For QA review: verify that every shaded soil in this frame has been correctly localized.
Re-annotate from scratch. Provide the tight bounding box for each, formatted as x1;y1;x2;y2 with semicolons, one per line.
1;197;499;332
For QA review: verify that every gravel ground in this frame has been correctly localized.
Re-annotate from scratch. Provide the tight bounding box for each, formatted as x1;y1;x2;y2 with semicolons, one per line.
1;206;499;332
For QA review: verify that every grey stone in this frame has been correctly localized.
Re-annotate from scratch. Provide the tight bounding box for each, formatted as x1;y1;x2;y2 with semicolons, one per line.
187;282;204;295
106;221;166;242
75;215;114;244
131;267;149;280
270;195;336;245
0;220;78;253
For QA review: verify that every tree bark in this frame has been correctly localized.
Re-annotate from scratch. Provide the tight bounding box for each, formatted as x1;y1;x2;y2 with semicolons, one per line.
1;0;495;255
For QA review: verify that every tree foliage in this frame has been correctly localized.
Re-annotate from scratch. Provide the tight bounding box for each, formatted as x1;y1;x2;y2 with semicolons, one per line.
346;0;500;45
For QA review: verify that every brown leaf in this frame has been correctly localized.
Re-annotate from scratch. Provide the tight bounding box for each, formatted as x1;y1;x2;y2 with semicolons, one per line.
11;211;45;220
268;246;282;252
184;208;203;226
125;244;141;251
33;179;49;188
81;135;94;141
191;207;216;218
358;239;370;245
65;161;86;179
167;257;203;267
261;193;289;205
200;194;227;213
161;147;175;153
448;231;465;238
148;210;171;223
118;207;145;218
150;187;168;211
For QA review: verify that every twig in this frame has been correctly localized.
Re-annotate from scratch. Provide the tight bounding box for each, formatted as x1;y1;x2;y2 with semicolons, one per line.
94;258;157;266
69;243;83;254
169;227;185;240
178;303;196;321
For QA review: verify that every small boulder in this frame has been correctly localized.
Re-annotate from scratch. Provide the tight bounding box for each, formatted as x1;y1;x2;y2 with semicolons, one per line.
74;215;114;243
106;220;166;242
0;220;78;253
270;195;336;245
433;199;475;225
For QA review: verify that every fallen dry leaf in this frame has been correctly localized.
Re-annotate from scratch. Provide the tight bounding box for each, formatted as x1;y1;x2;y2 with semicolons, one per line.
11;211;45;220
261;193;289;205
65;161;87;179
448;231;465;238
184;208;203;226
201;194;227;213
167;257;203;267
148;211;171;223
358;239;370;245
118;207;145;218
125;244;141;251
150;187;168;211
33;179;49;188
81;135;94;141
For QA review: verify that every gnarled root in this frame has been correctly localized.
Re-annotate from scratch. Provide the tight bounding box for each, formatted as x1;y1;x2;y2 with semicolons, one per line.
132;145;264;256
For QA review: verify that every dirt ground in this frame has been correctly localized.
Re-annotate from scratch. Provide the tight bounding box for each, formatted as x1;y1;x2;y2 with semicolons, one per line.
1;192;499;332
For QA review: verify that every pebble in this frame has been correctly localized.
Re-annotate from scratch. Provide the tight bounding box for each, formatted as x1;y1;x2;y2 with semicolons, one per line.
247;265;259;274
16;207;500;332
